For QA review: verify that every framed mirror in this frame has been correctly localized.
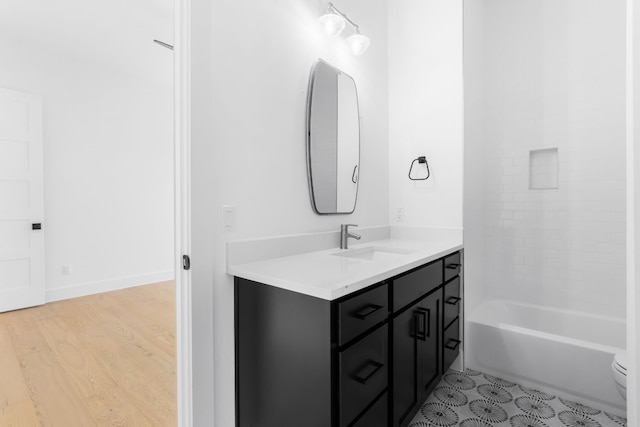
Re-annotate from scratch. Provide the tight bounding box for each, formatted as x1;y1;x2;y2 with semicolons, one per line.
306;59;360;215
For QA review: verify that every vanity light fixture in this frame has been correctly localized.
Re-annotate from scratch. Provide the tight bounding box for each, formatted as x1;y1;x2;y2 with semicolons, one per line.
318;4;346;36
319;3;370;55
346;28;370;56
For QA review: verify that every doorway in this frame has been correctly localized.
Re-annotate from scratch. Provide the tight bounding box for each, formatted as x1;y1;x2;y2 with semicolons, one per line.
0;0;180;424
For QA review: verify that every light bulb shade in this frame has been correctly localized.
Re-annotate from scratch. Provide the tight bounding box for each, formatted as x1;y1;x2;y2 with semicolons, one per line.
347;33;370;55
318;13;346;36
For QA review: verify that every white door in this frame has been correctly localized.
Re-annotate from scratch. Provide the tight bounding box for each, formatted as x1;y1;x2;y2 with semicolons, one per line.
0;88;45;312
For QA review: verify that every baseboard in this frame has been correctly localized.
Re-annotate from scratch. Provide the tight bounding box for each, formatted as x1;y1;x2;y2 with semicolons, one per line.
45;270;175;303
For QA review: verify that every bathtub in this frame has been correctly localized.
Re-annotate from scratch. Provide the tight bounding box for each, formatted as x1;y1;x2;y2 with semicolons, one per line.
466;299;626;416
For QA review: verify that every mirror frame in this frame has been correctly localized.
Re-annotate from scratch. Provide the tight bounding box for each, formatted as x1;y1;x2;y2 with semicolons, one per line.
306;59;361;215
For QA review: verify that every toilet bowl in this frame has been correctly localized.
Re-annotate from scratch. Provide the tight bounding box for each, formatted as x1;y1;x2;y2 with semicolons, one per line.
611;351;627;400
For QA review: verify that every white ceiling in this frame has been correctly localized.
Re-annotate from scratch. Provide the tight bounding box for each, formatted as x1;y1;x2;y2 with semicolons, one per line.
0;0;174;84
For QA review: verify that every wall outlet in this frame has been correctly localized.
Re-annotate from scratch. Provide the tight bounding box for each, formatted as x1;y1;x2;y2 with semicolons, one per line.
396;208;404;222
222;205;236;232
62;265;72;275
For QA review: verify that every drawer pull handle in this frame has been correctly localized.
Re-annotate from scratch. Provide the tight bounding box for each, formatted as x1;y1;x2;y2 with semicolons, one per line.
446;296;461;305
445;339;461;351
446;263;462;270
354;361;384;384
353;304;383;320
415;308;430;341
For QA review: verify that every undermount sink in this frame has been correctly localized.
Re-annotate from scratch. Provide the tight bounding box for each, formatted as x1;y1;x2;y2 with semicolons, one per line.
332;246;417;261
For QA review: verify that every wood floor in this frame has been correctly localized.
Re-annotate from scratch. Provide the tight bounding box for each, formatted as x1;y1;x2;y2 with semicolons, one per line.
0;281;176;427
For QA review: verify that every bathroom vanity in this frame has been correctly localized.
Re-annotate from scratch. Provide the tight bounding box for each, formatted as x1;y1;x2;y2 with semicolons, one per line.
232;236;462;427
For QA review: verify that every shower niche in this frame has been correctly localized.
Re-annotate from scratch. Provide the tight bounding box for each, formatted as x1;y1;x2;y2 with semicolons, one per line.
529;148;558;190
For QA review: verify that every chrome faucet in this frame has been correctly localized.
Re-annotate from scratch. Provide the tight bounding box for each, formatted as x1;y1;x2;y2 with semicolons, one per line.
340;224;361;249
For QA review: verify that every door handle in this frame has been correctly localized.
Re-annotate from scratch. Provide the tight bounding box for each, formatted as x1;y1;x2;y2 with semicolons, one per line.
445;339;461;351
418;307;431;339
353;304;383;320
446;296;461;305
32;223;42;230
351;165;358;183
446;263;462;270
414;308;430;341
414;311;425;341
354;360;384;384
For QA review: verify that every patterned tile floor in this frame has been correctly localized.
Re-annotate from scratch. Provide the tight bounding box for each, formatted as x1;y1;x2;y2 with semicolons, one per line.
408;369;627;427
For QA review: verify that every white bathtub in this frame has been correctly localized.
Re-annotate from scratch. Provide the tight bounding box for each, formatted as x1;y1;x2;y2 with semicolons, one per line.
466;299;626;416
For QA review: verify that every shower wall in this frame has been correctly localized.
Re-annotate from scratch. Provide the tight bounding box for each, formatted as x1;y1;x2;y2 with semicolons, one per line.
464;0;627;318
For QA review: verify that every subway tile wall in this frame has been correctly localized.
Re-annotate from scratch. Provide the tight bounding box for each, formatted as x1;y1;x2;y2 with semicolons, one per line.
467;0;627;319
481;143;626;318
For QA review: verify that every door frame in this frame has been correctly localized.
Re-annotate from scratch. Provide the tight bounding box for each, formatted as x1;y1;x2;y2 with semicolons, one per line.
626;0;638;424
175;0;196;425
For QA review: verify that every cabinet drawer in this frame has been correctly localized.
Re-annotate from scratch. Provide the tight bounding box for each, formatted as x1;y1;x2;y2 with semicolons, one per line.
339;284;388;346
340;325;388;427
443;318;461;373
392;261;443;312
351;392;387;427
443;277;461;330
444;251;462;282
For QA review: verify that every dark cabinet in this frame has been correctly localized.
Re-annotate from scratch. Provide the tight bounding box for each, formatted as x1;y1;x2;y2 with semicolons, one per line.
442;255;462;374
235;279;332;427
443;317;461;372
235;250;462;427
443;251;462;282
392;290;440;427
443;276;461;330
351;392;388;427
339;283;388;346
392;261;442;312
235;279;389;427
340;325;388;426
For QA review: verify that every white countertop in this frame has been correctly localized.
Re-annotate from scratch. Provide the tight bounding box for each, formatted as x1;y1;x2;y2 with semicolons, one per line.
228;236;463;301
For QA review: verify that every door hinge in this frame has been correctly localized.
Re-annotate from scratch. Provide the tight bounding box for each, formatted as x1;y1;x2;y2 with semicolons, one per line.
182;255;191;271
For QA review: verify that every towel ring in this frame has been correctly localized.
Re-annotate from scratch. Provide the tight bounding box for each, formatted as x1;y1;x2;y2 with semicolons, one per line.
408;156;430;181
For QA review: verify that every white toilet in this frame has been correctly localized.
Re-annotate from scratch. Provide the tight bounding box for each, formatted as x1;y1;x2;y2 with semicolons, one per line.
611;351;627;400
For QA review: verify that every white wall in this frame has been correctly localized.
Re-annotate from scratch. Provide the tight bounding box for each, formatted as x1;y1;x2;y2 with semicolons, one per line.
388;0;464;229
464;0;627;318
462;0;488;314
0;35;174;300
190;0;389;424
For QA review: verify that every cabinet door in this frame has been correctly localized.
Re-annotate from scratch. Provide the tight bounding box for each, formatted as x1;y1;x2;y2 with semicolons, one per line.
392;301;421;427
338;283;388;346
351;392;388;427
393;261;443;312
443;317;460;373
236;279;332;427
443;251;462;282
418;290;440;402
443;277;461;330
339;325;388;427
